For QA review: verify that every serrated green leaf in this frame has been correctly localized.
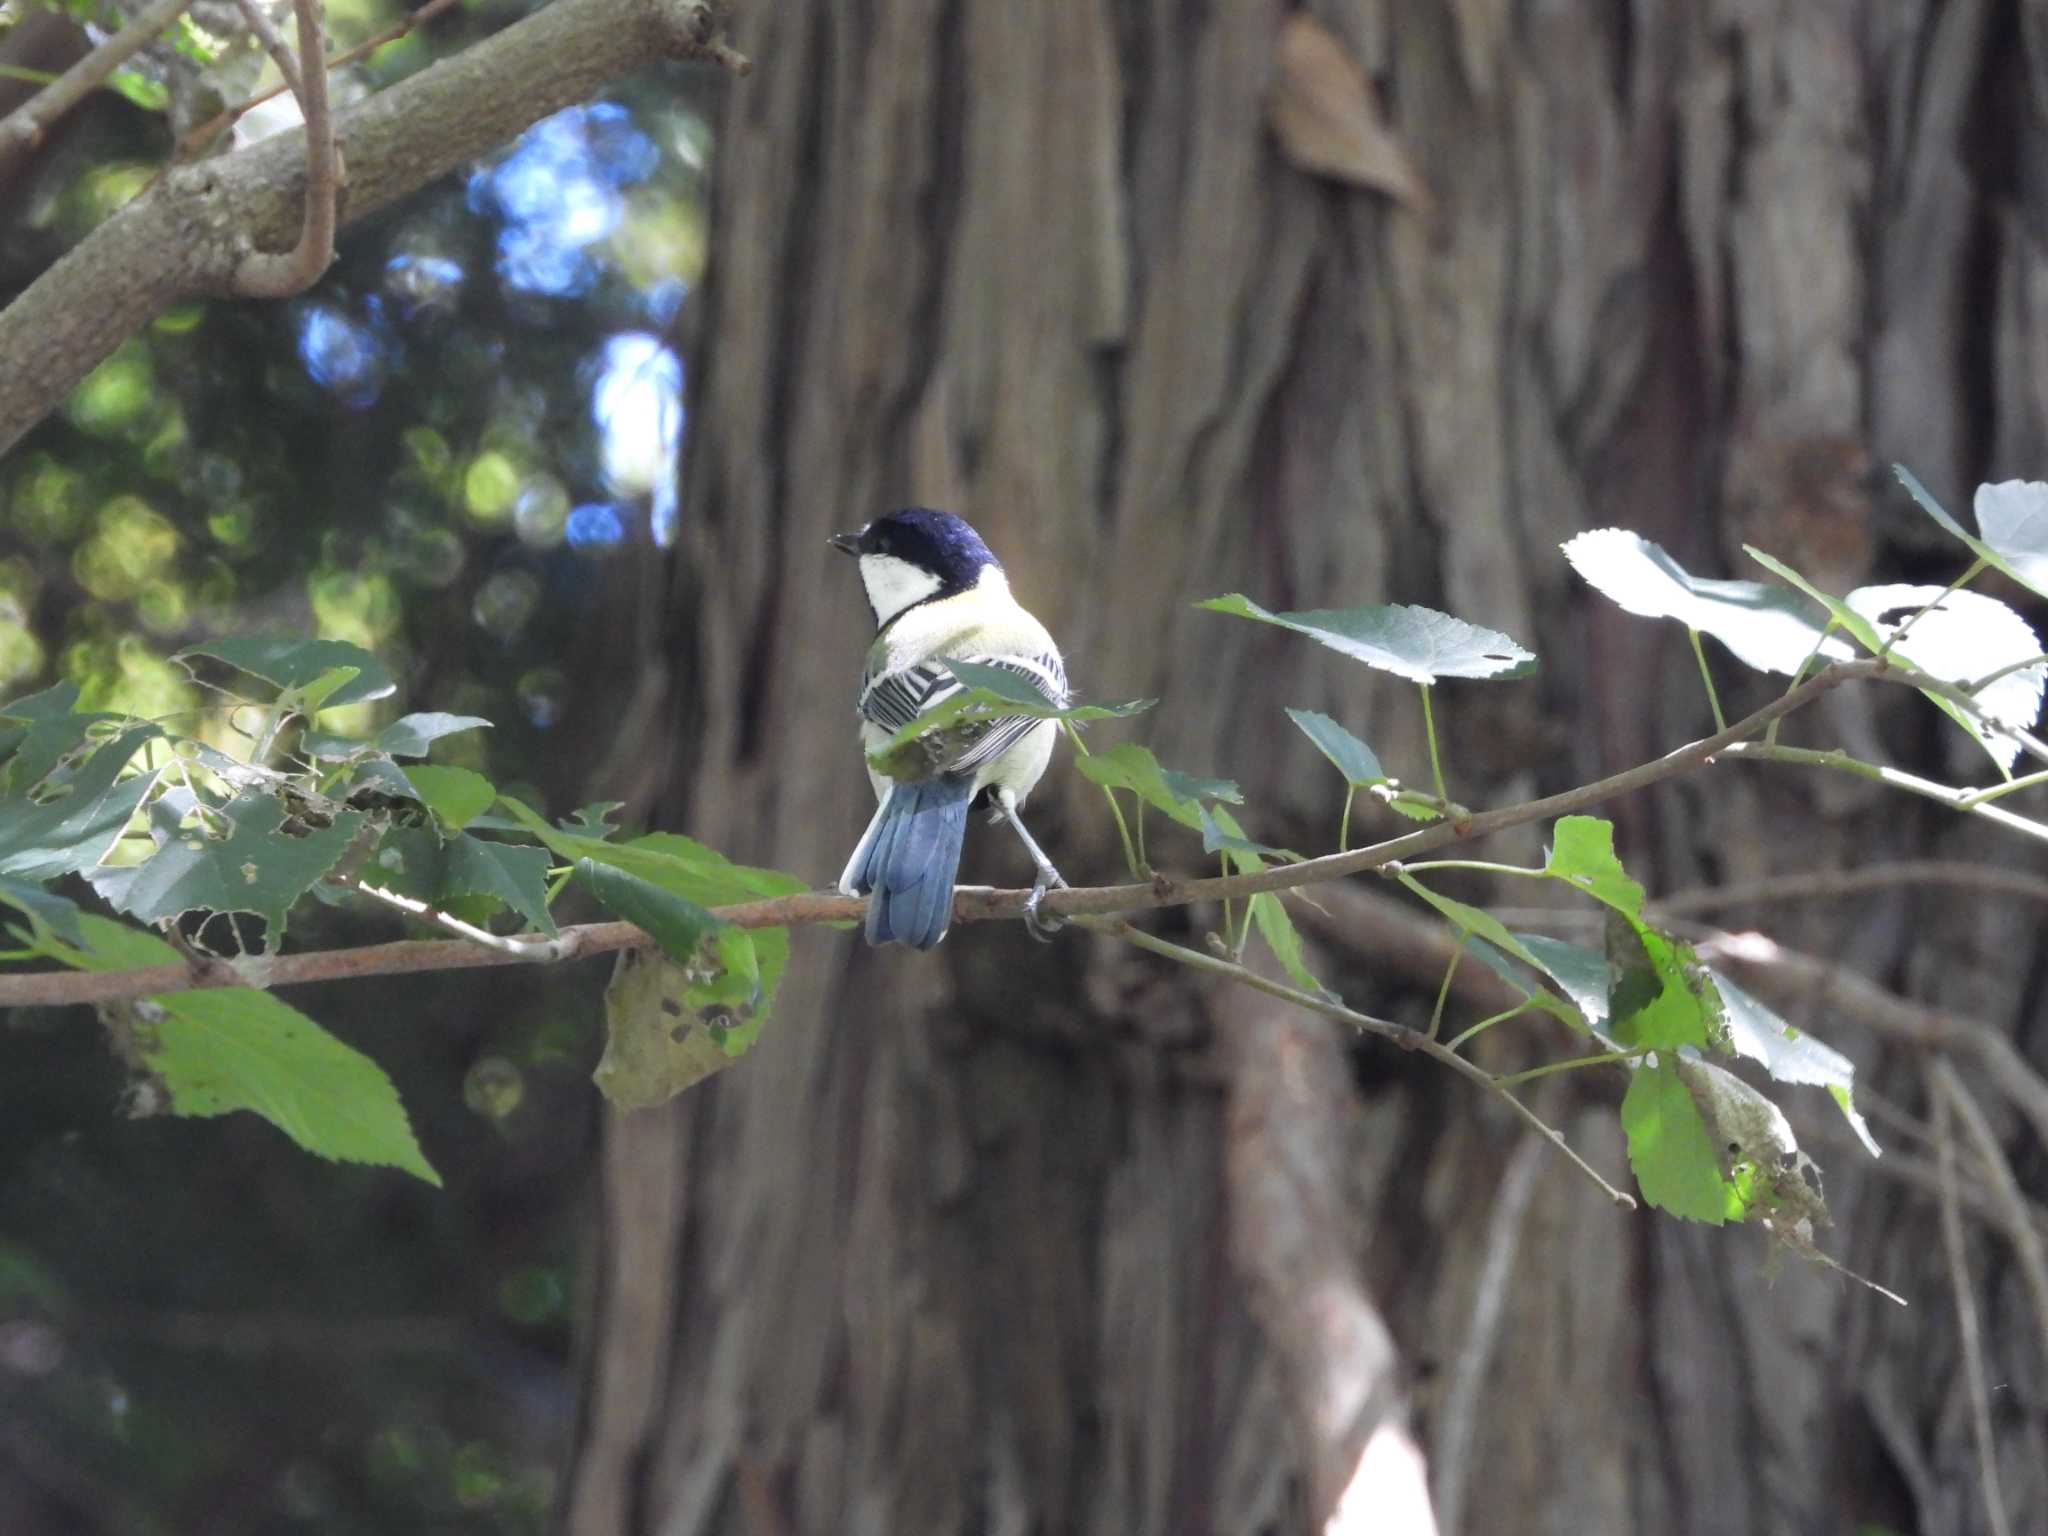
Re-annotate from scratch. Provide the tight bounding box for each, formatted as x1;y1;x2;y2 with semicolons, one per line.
0;724;164;881
1073;743;1241;831
564;801;624;837
496;798;804;908
178;636;394;708
1621;1060;1734;1222
865;666;1153;780
1845;584;2045;773
0;876;83;945
1542;816;1645;917
377;713;492;758
572;857;723;963
1197;804;1299;861
89;792;364;939
1248;893;1325;996
403;765;495;831
1712;971;1879;1157
1604;914;1717;1051
1397;873;1549;972
1284;709;1386;786
1199;594;1536;683
1561;528;1852;673
1513;934;1610;1025
0;681;122;793
56;916;438;1183
363;828;556;934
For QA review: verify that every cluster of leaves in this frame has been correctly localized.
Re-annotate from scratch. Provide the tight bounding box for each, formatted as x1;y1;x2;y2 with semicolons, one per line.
0;634;802;1184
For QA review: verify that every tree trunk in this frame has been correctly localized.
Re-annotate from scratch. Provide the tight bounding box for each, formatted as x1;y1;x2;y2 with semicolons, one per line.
565;4;2048;1533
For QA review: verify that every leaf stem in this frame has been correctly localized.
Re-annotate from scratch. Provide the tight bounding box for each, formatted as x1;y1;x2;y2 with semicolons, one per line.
1338;784;1355;853
1878;557;1988;660
1494;1048;1647;1088
1065;720;1141;877
1445;1002;1535;1052
1420;684;1449;804
1723;742;2048;844
1687;628;1727;732
1955;766;2048;810
1427;940;1467;1041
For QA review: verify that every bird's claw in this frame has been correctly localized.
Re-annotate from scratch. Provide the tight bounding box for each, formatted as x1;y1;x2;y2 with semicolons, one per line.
1022;879;1065;942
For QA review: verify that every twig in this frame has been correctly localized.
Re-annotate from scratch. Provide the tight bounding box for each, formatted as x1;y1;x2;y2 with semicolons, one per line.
1434;1133;1544;1536
0;657;1943;1012
1933;1079;2013;1536
0;0;193;166
231;0;336;298
1652;862;2048;918
1719;742;2048;845
174;0;461;164
230;0;304;99
1933;1061;2048;1384
345;877;583;962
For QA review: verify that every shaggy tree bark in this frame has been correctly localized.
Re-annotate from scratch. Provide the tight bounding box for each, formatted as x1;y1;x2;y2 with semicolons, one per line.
566;4;2048;1534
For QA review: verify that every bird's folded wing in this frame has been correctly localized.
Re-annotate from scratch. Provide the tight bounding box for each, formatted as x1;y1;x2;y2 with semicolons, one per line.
860;652;1067;776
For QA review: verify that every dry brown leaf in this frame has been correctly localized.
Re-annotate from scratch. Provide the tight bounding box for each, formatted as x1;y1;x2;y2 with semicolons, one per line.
1268;13;1433;214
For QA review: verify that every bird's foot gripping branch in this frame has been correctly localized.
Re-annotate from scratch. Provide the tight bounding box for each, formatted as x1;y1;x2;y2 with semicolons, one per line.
6;467;2048;1298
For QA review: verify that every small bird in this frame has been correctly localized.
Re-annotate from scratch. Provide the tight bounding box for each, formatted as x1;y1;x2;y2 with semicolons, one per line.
832;508;1069;948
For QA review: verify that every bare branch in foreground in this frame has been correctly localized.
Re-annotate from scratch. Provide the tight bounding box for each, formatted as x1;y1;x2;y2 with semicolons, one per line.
1653;861;2048;918
1932;1061;2048;1385
0;0;194;168
229;0;336;298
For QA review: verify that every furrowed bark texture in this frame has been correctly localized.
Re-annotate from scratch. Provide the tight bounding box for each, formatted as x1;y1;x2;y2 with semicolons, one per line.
567;4;2048;1533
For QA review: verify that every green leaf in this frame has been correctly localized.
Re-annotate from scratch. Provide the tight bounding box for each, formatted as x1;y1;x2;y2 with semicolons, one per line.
0;724;164;881
593;925;789;1108
1073;743;1241;831
1197;805;1299;861
52;916;438;1183
1248;893;1324;996
1284;708;1386;786
1199;594;1536;683
89;792;364;939
177;636;395;708
1513;933;1611;1025
572;858;724;963
377;713;492;758
864;664;1154;780
403;764;496;831
107;68;169;111
1397;873;1549;972
1561;528;1852;673
1542;815;1646;917
1844;584;2045;773
0;876;83;945
497;798;804;908
363;828;556;935
1740;548;1886;650
1897;467;2048;601
0;681;122;793
1620;1060;1735;1223
1604;914;1718;1052
1711;971;1879;1157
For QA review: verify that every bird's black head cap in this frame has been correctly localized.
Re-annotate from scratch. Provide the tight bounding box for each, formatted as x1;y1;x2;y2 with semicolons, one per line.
842;508;999;590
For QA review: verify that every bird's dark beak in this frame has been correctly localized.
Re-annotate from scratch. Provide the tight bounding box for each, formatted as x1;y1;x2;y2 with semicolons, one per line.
828;532;861;556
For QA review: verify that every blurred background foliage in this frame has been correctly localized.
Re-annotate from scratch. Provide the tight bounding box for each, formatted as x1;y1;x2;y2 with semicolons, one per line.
1;1;712;1527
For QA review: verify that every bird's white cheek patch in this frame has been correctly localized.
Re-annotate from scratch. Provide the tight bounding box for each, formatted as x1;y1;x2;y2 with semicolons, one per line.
860;554;944;625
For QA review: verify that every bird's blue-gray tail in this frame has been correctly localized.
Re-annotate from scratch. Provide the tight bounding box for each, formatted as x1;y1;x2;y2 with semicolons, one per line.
845;774;976;949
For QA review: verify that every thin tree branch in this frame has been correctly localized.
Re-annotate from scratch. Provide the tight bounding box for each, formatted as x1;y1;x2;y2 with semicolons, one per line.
345;877;582;962
230;0;336;297
230;0;304;100
0;0;193;167
1932;1061;2048;1383
0;657;1961;1013
0;0;751;455
1652;861;2048;918
1720;742;2048;845
1933;1081;2014;1536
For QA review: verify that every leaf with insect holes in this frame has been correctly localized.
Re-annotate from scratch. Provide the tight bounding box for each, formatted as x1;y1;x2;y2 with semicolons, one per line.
1896;466;2048;601
1621;1059;1737;1223
1711;971;1879;1157
1284;709;1387;786
89;792;365;939
0;724;164;881
302;713;492;761
594;927;790;1107
1076;743;1242;831
1562;528;1853;674
0;681;126;794
44;917;437;1184
1199;594;1535;683
363;828;556;935
177;636;394;708
0;876;83;945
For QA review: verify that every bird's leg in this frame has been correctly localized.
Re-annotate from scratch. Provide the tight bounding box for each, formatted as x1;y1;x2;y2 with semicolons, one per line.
994;790;1066;940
